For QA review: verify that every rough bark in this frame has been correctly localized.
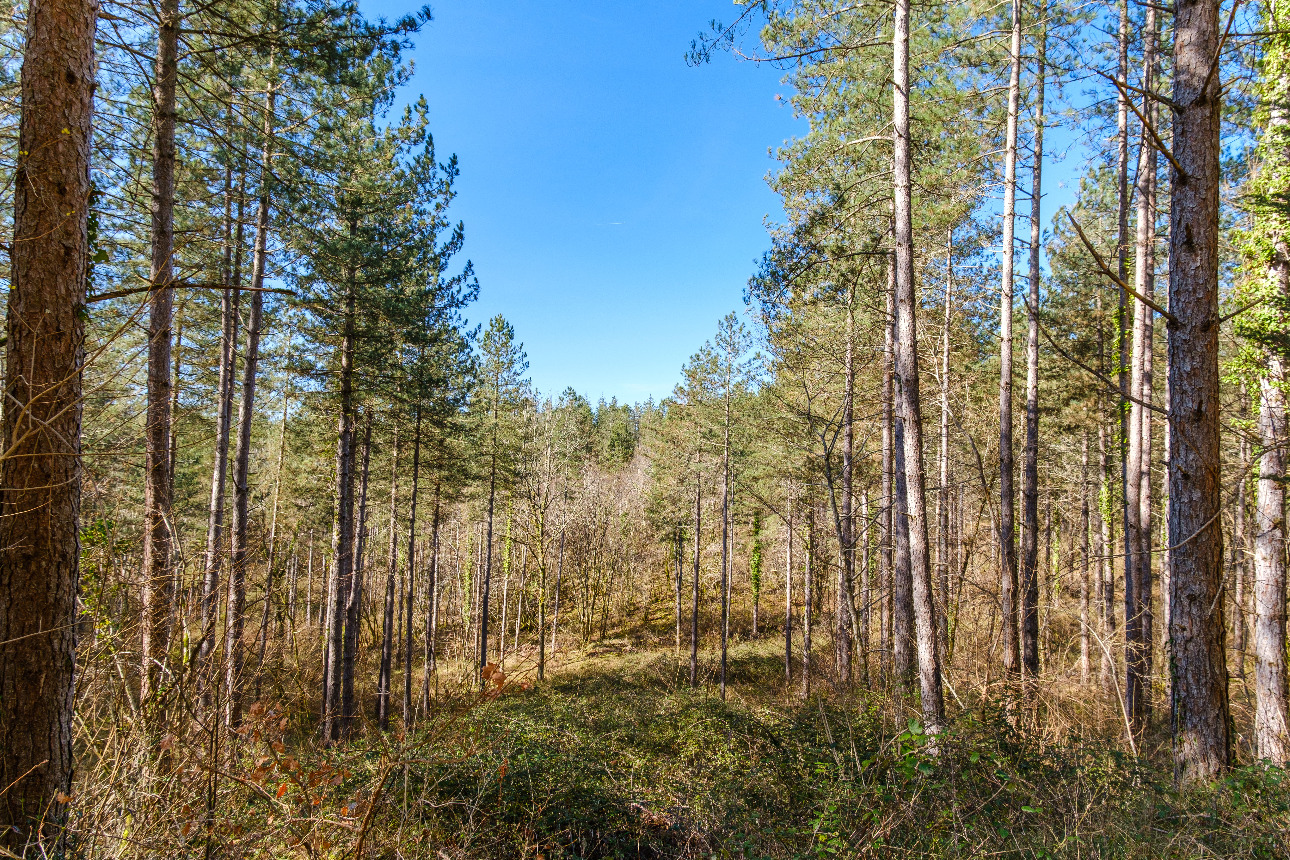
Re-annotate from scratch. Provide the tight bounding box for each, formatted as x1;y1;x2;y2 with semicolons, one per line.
0;0;95;843
893;0;945;727
1167;0;1230;784
1021;13;1046;685
341;416;372;731
141;0;181;704
997;0;1023;678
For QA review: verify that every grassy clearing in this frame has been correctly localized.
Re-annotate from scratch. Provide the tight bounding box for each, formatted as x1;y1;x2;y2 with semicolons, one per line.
72;639;1288;858
368;642;1287;859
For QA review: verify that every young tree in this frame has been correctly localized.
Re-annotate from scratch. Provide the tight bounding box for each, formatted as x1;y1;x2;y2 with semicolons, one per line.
475;315;530;676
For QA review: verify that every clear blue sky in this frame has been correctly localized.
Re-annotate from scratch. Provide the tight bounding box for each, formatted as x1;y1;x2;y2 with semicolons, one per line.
361;0;803;404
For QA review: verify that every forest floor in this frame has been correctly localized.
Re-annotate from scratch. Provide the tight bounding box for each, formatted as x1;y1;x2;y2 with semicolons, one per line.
81;636;1289;859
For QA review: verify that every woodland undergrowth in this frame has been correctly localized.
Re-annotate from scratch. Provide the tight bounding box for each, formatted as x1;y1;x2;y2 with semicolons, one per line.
66;637;1288;860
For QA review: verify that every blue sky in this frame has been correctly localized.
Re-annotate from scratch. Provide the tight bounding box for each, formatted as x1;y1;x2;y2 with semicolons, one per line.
361;0;804;404
360;1;1090;405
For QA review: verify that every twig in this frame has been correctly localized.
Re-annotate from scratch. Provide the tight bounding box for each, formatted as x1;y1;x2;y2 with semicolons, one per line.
1065;212;1177;324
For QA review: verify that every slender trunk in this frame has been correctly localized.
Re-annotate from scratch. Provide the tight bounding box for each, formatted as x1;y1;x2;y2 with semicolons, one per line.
377;428;400;730
323;284;358;742
500;523;511;666
551;530;565;662
1021;11;1046;689
1234;430;1249;668
253;383;291;698
938;228;953;669
1115;1;1132;693
861;489;872;683
400;411;422;719
1124;6;1159;733
894;0;945;727
785;494;794;684
480;434;498;677
691;483;701;688
538;511;547;680
839;297;855;682
1099;397;1116;689
0;0;94;838
225;92;273;726
1081;435;1092;682
803;508;814;697
340;415;372;732
1251;0;1290;755
721;422;731;699
1254;366;1289;762
997;0;1023;679
1168;0;1230;784
141;0;181;704
403;514;415;721
199;168;241;696
881;303;894;682
675;527;683;652
892;272;914;688
422;490;441;709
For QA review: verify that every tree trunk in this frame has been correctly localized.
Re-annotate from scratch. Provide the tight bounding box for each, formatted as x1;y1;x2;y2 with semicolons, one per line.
1167;0;1230;784
893;0;945;728
785;493;794;684
253;381;291;699
938;229;953;670
690;484;700;688
551;530;565;663
1233;430;1249;670
889;262;915;688
422;489;441;710
341;416;372;732
1254;365;1289;762
861;489;872;683
803;509;814;698
721;420;731;699
1081;435;1092;682
0;0;94;841
199;166;241;700
881;296;894;683
1099;399;1117;688
1125;5;1159;734
1021;12;1046;688
997;0;1023;680
323;285;358;742
480;428;498;677
838;297;855;682
676;527;683;652
378;427;400;730
141;0;181;705
224;137;271;727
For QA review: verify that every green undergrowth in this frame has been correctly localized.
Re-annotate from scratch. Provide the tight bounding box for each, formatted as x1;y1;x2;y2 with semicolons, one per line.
109;645;1287;858
374;650;1287;859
